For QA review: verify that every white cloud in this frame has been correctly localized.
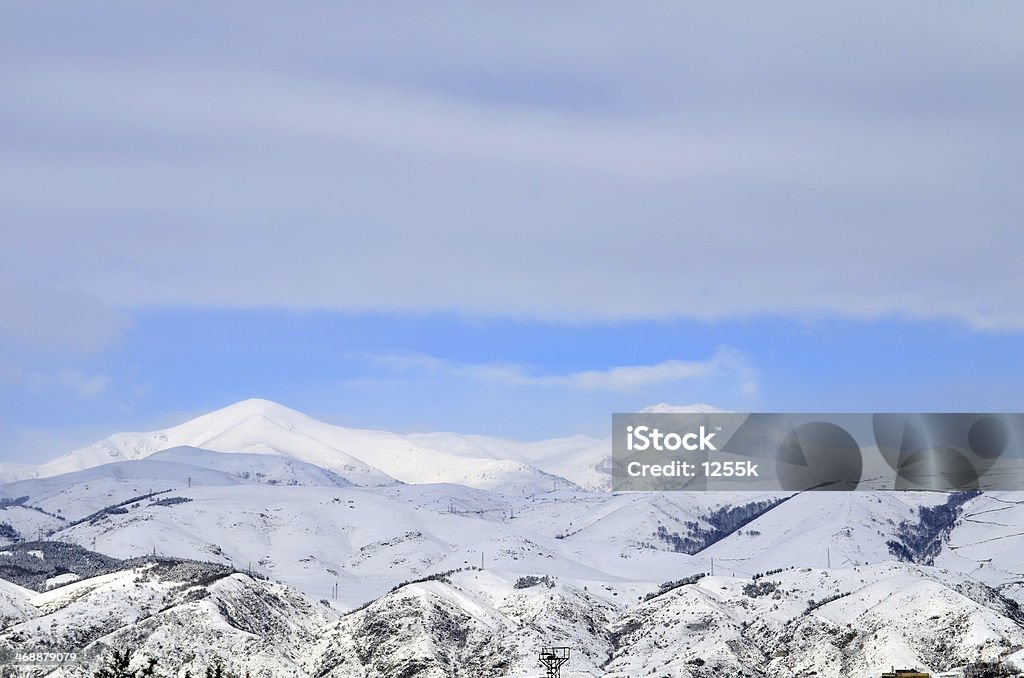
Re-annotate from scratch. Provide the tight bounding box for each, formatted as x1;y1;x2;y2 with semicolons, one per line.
2;364;111;400
53;369;112;399
359;347;758;395
2;3;1023;329
0;276;127;353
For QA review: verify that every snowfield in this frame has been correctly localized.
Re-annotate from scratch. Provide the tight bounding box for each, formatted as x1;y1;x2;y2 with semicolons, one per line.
1;400;1022;677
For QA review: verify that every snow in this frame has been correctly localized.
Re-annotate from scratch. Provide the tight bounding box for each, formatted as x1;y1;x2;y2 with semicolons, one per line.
0;575;37;624
1;400;1023;677
639;403;730;414
45;572;81;589
4;399;616;494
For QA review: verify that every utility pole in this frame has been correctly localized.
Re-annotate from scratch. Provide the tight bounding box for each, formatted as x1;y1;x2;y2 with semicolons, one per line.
710;557;714;576
481;551;484;570
827;548;831;569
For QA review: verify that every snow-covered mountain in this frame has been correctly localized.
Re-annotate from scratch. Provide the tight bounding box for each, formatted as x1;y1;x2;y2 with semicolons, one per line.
3;553;1023;678
0;557;337;677
0;399;611;494
0;399;742;493
604;562;1024;678
639;403;729;414
1;400;1023;676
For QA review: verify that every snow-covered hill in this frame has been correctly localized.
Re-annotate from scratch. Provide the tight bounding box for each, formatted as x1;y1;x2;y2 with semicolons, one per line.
0;399;608;494
312;569;620;678
0;399;741;493
605;562;1024;678
3;558;1023;678
0;560;337;677
18;400;399;488
938;492;1024;587
1;400;1023;676
0;452;1000;612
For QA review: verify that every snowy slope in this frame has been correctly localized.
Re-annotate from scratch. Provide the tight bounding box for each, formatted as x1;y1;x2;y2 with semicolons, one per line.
0;461;33;484
148;446;355;487
3;558;1021;678
0;503;65;544
406;432;610;491
697;491;951;576
312;569;619;678
24;400;396;487
1;399;745;493
12;399;585;494
605;562;1024;678
937;492;1024;586
1;452;1010;619
0;575;37;627
0;448;358;526
41;483;658;609
1;563;337;678
1;400;1023;676
639;403;729;414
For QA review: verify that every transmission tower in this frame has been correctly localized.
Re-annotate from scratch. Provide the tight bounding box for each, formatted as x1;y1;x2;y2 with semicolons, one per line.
539;647;570;678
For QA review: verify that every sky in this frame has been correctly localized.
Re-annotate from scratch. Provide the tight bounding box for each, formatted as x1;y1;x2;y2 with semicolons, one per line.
2;2;1023;463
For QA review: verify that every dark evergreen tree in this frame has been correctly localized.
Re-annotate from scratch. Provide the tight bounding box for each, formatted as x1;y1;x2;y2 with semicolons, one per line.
963;661;1020;678
93;648;160;678
653;498;789;554
887;491;981;564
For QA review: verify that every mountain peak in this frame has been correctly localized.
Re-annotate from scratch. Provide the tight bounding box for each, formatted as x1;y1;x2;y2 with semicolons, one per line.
212;397;307;419
640;403;730;414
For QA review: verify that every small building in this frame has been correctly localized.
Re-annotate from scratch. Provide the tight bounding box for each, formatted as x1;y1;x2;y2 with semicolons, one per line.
882;670;931;678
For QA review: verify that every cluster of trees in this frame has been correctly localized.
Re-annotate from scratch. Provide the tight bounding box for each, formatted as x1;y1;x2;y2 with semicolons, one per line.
0;495;63;521
886;491;981;565
0;540;235;592
345;565;484;614
387;566;478;593
69;489;173;527
93;648;249;678
153;497;194;507
513;575;554;589
643;573;706;601
0;541;121;590
653;498;789;554
742;580;778;598
962;661;1021;677
751;567;786;580
804;590;852;613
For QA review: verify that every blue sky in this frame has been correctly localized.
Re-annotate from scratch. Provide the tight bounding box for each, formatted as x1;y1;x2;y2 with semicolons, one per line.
2;3;1023;462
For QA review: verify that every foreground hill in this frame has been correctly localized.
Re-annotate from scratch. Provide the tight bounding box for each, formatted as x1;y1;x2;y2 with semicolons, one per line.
0;558;335;677
2;561;1022;677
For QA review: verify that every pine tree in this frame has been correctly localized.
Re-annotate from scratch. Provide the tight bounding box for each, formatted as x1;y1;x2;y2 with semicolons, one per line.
93;648;160;678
